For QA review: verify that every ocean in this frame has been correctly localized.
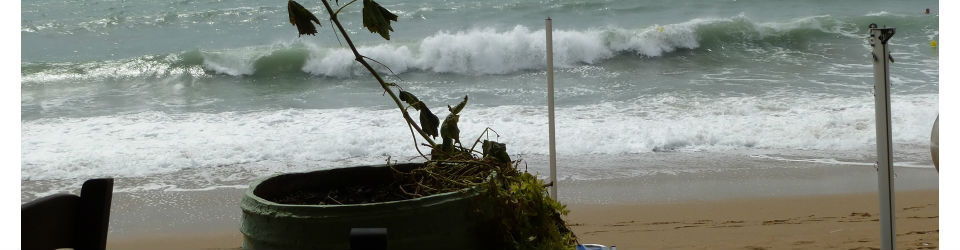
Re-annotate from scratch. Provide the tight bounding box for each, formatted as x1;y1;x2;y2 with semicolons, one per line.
21;0;939;201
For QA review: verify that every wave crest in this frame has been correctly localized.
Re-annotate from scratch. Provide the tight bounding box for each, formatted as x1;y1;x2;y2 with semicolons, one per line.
22;13;935;82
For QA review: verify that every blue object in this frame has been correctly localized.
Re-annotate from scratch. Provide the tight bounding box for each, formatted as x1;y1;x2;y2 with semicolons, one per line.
576;244;609;250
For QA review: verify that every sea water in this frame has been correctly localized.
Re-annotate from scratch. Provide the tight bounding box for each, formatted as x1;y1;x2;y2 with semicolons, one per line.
21;0;939;200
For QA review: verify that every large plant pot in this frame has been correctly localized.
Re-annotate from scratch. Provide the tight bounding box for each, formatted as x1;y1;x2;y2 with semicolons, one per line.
240;163;494;250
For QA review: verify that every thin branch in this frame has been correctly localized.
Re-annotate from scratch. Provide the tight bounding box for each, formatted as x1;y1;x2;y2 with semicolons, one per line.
325;195;344;205
362;55;403;81
406;121;429;160
319;0;437;147
469;127;502;152
398;185;422;198
334;0;360;15
328;19;344;47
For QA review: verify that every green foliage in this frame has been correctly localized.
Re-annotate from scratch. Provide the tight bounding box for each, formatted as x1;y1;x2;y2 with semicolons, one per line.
287;0;321;36
361;0;398;40
483;172;577;250
392;144;576;250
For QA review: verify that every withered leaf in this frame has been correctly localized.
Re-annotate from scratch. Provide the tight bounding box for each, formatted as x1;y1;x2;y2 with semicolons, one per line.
482;140;511;165
399;90;424;110
361;0;398;40
448;95;468;115
441;113;461;145
287;0;322;37
420;106;440;138
399;90;437;137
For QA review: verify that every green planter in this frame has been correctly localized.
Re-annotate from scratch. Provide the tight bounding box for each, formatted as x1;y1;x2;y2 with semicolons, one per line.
240;163;494;250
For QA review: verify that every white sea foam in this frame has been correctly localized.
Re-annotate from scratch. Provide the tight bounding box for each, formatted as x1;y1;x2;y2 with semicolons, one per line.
750;155;935;169
21;93;938;181
199;49;263;76
303;16;864;77
21;54;207;85
292;15;891;77
300;24;691;76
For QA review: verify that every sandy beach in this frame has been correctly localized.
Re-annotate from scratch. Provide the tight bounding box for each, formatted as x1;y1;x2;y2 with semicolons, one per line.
100;160;938;250
567;190;938;250
105;189;938;250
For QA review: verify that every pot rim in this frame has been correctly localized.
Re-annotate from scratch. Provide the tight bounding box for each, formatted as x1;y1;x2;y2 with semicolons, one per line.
244;163;483;209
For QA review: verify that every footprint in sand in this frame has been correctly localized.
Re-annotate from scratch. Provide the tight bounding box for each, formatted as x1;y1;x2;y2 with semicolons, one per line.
902;206;924;211
644;221;680;225
710;220;745;228
709;224;744;228
902;230;938;236
802;217;831;222
583;230;608;235
692;219;712;224
838;213;877;222
762;219;800;225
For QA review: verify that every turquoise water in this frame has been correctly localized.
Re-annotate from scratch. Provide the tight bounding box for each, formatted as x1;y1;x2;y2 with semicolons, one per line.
21;0;939;196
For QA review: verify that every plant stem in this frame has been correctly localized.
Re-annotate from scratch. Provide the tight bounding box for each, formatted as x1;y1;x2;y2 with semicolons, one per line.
319;0;437;147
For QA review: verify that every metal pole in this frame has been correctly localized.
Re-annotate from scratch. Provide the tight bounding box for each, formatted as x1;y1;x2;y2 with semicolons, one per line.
546;17;558;200
868;23;896;250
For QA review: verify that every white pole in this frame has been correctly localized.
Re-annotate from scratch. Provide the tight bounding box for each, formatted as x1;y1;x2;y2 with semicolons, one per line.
868;23;896;250
546;17;558;200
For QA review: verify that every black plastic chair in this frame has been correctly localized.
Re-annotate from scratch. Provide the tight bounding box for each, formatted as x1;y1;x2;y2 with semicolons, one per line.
22;178;114;250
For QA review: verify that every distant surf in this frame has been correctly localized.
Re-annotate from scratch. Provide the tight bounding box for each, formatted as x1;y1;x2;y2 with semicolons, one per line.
22;13;939;82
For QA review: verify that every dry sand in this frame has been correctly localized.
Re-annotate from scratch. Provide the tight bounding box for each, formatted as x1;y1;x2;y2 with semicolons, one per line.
109;231;241;250
106;189;937;250
566;190;938;250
